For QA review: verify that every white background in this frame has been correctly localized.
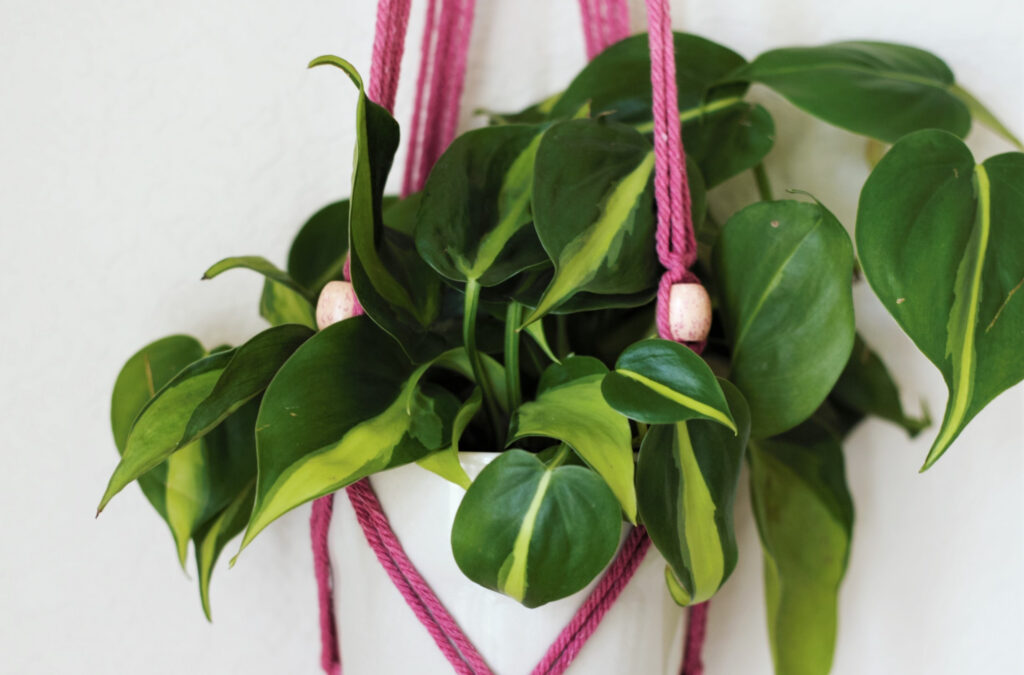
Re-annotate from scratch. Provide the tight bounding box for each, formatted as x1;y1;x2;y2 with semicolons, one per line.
2;0;1022;673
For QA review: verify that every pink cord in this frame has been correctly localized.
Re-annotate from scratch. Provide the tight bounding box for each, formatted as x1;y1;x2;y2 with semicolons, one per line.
577;0;629;60
367;0;413;114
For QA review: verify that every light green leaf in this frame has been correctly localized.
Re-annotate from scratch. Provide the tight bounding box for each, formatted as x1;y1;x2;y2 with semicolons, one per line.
416;125;548;285
602;338;736;431
203;255;315;301
524;118;657;325
713;199;855;438
451;448;621;607
509;357;636;522
749;419;854;675
856;130;1024;469
201;256;316;329
194;482;255;620
732;41;971;142
950;84;1023;150
417;389;482;489
637;380;750;606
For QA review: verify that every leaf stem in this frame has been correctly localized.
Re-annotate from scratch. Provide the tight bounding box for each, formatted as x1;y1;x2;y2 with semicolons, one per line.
753;163;773;202
505;301;523;411
556;314;570;360
463;279;503;446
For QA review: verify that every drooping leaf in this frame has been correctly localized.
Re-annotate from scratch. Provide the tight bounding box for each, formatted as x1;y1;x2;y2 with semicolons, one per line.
417;388;482;489
194;482;255;620
509;357;636;521
450;448;621;608
602;338;736;431
949;84;1023;150
416;124;549;286
856;130;1024;469
238;316;454;551
732;41;970;143
310;56;451;362
713;199;855;438
201;255;317;329
181;324;314;448
550;33;748;126
638;380;750;606
287;199;350;294
99;348;236;514
829;334;930;438
749;419;854;675
524;118;657;325
110;336;206;549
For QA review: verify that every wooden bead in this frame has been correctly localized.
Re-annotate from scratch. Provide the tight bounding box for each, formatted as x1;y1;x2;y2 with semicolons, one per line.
316;280;357;330
669;283;711;343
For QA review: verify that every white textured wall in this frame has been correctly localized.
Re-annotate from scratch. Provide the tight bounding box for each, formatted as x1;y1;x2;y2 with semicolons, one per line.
1;0;1021;673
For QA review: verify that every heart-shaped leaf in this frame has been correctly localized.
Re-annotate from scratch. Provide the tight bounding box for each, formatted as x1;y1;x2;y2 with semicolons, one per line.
203;256;317;329
416;124;549;286
451;448;621;607
749;419;854;675
523;118;657;325
856;130;1024;469
509;357;636;521
181;324;314;448
713;199;855;438
310;56;451;362
602;338;736;431
637;380;750;606
238;316;457;551
679;102;776;188
99;348;236;514
732;41;972;143
287;199;350;294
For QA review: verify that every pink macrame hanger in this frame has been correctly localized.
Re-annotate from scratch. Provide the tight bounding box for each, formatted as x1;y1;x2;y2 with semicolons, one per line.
311;0;711;673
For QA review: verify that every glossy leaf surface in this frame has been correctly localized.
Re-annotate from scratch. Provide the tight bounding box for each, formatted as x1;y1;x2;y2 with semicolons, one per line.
681;102;775;187
637;381;750;605
416;389;482;489
603;338;736;430
287;199;350;294
239;316;452;550
416;124;548;285
525;118;657;325
749;420;854;675
733;41;969;142
510;357;636;521
451;448;621;607
857;130;1024;468
714;199;855;438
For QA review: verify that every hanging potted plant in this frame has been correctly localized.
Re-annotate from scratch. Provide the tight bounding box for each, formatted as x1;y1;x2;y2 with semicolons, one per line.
97;0;1023;673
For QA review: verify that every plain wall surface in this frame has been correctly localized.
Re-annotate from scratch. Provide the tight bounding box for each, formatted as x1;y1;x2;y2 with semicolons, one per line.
1;0;1022;673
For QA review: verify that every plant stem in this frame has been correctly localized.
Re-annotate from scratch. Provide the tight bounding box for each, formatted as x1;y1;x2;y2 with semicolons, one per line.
556;314;570;360
505;301;523;412
753;162;773;202
463;279;503;446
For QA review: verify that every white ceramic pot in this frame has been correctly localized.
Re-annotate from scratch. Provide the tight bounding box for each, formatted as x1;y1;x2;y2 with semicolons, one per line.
330;452;685;674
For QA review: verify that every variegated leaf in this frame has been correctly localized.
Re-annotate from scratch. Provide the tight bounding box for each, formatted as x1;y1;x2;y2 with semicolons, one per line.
202;255;317;329
637;380;750;606
857;130;1024;469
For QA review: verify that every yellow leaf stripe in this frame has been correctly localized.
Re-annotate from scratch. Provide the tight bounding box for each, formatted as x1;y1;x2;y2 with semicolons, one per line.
674;422;725;604
617;370;737;433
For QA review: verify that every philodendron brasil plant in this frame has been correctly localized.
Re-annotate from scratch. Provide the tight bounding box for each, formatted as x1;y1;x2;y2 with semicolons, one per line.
99;34;1023;673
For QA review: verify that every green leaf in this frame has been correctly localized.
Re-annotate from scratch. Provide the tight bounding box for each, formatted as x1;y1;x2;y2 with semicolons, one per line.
416;389;482;489
749;419;854;675
416;125;548;285
637;380;750;606
509;357;636;521
451;448;621;607
830;334;930;437
194;482;255;620
99;348;236;515
110;335;206;550
681;102;776;188
524;118;657;325
287;199;350;294
201;256;317;329
550;33;748;126
713;199;855;438
949;84;1023;150
310;56;450;361
181;324;314;448
856;130;1024;469
238;316;451;551
732;41;970;143
602;338;736;431
203;256;315;301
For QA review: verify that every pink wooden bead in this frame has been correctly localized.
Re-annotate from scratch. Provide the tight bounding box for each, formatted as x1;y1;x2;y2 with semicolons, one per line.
316;280;357;330
669;283;711;343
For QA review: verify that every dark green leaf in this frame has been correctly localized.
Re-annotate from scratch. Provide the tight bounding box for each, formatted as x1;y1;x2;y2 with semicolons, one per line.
451;448;621;607
749;419;854;675
681;102;775;187
856;130;1024;468
949;84;1023;150
203;256;314;302
713;199;855;438
638;380;750;605
287;200;350;294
